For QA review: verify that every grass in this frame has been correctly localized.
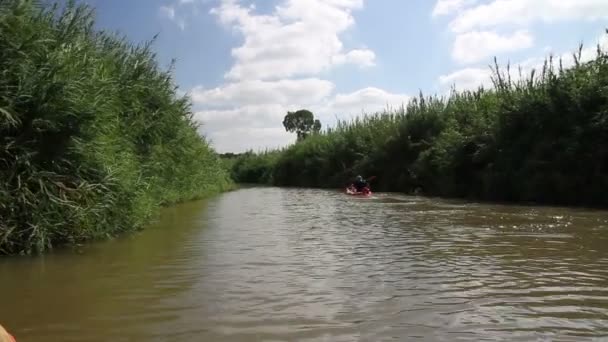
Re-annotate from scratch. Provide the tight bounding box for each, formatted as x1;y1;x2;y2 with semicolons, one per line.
0;0;232;254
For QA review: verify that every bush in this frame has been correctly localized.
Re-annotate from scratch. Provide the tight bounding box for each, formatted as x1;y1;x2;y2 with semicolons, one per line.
229;151;279;184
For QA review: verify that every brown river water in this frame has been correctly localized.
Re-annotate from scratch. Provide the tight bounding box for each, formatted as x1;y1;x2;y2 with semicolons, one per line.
1;187;608;341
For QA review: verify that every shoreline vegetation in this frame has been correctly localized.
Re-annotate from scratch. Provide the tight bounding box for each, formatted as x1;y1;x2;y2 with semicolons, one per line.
0;1;232;255
1;1;607;255
228;31;608;208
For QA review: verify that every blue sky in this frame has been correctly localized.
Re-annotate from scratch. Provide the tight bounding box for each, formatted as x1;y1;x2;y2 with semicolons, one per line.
67;0;607;152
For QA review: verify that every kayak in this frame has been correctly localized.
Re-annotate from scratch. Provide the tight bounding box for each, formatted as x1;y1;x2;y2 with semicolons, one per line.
345;187;372;196
0;324;15;342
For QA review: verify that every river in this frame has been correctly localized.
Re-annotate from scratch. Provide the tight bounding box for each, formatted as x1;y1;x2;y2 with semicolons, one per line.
1;187;608;341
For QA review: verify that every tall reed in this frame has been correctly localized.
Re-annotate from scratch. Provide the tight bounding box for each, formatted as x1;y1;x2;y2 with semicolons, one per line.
0;0;231;254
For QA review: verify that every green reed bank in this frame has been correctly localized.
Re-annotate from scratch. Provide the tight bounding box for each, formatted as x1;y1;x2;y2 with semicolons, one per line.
0;1;231;255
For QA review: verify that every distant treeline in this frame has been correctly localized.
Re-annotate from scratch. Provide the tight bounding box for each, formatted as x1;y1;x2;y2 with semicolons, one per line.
0;1;231;254
230;33;608;207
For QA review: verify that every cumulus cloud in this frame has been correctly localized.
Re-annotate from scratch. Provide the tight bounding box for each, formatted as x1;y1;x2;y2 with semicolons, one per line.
439;67;493;91
432;0;480;17
439;33;608;91
449;0;608;33
183;0;410;152
211;0;376;80
195;104;290;132
205;127;295;153
160;0;211;30
335;49;377;67
190;76;329;152
453;30;534;64
190;78;335;108
180;0;415;152
435;0;608;67
159;5;186;30
194;86;411;152
160;5;176;20
322;87;410;119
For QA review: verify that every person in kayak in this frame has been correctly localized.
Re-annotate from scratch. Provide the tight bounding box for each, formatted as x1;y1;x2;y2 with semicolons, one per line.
352;175;369;192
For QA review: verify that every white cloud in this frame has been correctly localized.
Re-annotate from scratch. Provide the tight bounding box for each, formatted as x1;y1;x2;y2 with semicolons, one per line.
434;0;608;65
335;49;376;67
322;87;410;119
432;0;480;17
196;104;289;132
190;78;335;108
449;0;608;33
193;85;411;152
453;30;534;64
439;33;608;91
188;77;320;152
160;5;176;20
190;78;335;147
532;33;608;69
439;67;493;91
183;0;413;152
206;127;294;153
184;0;404;152
160;0;210;29
195;104;297;152
159;5;186;30
211;0;375;80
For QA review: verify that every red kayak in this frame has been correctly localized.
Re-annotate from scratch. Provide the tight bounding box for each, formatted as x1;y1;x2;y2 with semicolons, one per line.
345;186;372;196
0;324;16;342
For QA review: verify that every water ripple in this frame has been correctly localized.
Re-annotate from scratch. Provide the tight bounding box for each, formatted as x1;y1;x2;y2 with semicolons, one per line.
2;187;608;341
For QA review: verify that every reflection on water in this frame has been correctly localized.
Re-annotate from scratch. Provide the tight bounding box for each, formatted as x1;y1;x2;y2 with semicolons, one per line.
1;187;608;341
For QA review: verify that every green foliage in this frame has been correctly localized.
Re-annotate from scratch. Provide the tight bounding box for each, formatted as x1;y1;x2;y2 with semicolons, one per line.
228;151;279;184
233;34;608;207
0;0;231;254
282;109;322;141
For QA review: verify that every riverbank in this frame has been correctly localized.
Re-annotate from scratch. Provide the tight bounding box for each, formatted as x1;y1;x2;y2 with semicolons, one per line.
0;1;232;255
229;34;608;208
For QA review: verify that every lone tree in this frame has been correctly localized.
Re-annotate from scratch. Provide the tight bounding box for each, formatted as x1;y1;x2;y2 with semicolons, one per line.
282;109;321;141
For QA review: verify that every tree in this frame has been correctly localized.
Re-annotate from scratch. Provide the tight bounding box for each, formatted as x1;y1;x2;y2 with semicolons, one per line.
282;109;322;141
